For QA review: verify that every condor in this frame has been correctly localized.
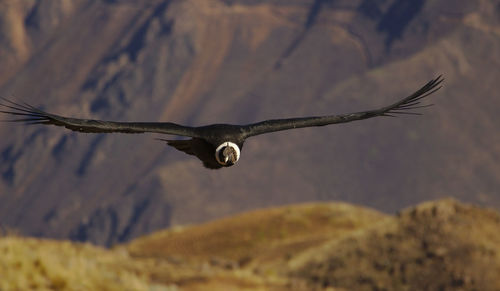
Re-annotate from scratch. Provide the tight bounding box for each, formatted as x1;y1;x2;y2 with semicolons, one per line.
0;76;443;169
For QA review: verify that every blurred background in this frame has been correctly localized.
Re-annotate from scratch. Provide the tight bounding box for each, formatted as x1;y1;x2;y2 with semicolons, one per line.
0;0;499;247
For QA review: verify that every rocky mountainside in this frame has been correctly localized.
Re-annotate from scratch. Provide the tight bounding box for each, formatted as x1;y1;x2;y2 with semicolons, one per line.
0;0;499;245
2;199;500;291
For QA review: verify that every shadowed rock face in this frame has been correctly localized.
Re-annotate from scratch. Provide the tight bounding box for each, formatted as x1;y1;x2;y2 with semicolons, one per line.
0;0;499;246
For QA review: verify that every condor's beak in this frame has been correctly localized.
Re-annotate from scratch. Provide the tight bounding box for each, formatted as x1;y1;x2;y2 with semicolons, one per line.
224;155;229;163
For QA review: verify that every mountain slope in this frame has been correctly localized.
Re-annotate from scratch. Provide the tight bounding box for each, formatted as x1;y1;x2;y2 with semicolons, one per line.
2;199;500;291
0;236;152;291
126;199;500;290
291;199;500;290
0;0;499;245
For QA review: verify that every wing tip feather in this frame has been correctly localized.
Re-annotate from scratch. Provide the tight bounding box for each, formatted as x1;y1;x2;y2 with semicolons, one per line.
383;75;444;117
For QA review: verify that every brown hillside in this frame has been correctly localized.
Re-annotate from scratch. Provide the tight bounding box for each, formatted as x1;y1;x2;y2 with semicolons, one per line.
128;202;386;270
0;236;152;291
125;199;500;290
0;0;499;246
1;199;500;291
291;199;500;290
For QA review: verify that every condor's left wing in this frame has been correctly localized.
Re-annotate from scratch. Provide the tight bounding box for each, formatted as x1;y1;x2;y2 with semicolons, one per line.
242;75;443;138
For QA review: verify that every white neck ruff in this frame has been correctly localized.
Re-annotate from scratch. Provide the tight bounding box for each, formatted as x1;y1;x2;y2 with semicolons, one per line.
215;142;240;165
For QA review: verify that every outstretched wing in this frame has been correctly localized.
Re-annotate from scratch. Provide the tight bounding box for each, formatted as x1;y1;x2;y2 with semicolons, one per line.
0;98;201;137
242;75;443;138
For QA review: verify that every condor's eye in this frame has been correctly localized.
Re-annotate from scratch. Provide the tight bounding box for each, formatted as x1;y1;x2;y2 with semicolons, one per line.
218;147;228;162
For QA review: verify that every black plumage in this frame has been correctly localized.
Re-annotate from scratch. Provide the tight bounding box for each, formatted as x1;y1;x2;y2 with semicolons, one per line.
0;76;443;169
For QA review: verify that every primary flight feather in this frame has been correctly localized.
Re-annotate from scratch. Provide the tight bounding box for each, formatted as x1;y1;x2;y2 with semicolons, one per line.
0;76;443;169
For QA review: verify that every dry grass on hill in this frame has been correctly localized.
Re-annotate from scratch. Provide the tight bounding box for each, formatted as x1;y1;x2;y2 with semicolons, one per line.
0;236;156;291
2;199;500;291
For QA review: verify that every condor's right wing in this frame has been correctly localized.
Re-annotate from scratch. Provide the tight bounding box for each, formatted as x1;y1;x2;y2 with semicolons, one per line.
0;98;201;138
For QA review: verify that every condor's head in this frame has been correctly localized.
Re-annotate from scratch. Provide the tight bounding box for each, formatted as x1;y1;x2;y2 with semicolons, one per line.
215;142;241;166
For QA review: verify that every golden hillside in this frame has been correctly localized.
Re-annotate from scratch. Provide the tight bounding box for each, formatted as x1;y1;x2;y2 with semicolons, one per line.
2;199;500;290
0;237;151;291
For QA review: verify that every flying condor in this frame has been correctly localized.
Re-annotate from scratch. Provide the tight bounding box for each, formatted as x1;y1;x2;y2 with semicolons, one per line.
0;76;443;169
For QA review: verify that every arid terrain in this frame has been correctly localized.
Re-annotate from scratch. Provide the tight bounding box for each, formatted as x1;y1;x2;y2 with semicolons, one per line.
0;0;499;245
2;199;500;291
